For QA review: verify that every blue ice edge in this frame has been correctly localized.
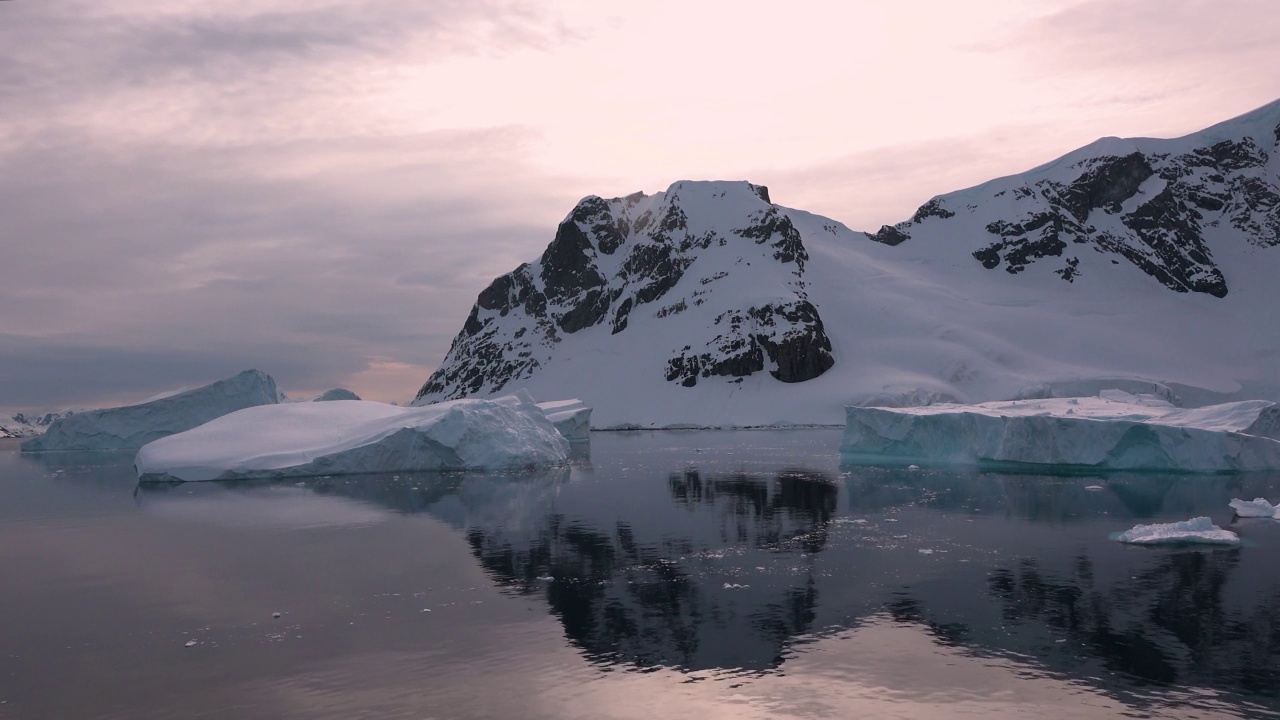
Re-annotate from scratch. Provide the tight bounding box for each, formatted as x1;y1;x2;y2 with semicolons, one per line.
837;453;1260;476
1107;530;1258;548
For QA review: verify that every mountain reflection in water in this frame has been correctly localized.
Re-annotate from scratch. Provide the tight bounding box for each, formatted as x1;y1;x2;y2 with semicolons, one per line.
130;429;1280;716
28;429;1273;718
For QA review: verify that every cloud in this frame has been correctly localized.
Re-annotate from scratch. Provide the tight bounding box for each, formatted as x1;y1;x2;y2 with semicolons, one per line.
760;122;1083;231
3;0;1277;413
0;124;582;409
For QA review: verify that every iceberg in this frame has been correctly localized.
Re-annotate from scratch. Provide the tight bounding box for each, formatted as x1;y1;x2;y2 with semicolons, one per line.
1229;497;1279;519
841;391;1280;472
536;399;592;443
1115;517;1240;545
134;395;570;482
23;370;279;452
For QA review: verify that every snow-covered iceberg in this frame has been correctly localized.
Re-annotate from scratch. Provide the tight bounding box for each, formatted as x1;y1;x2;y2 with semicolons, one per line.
1115;517;1240;545
1229;497;1279;519
536;399;592;443
23;370;279;452
841;391;1280;472
134;395;570;482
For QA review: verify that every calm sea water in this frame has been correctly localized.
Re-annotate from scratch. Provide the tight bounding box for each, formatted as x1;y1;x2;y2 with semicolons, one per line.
2;431;1279;719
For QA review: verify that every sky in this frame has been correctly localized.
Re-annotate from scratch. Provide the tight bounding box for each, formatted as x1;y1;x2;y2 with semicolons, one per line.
2;0;1279;412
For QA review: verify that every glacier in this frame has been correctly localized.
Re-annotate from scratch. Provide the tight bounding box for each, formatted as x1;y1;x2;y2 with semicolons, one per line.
134;395;571;482
1115;517;1241;546
840;391;1280;472
22;370;279;452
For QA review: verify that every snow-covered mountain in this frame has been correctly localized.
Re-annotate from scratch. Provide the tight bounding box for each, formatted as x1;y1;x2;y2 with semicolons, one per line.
0;410;77;439
414;100;1280;428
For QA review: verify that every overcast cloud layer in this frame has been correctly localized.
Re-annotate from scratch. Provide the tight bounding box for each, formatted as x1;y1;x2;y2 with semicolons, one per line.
3;0;1279;412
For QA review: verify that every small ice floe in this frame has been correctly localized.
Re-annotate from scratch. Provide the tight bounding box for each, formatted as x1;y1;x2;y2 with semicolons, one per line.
1084;485;1104;491
918;549;935;555
535;576;554;582
184;640;197;648
907;465;921;471
1115;517;1240;545
723;583;750;590
1229;497;1278;519
272;612;282;619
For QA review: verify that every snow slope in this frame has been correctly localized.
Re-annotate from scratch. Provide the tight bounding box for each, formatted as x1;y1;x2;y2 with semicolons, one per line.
135;395;569;482
840;391;1280;472
23;370;279;451
415;100;1280;428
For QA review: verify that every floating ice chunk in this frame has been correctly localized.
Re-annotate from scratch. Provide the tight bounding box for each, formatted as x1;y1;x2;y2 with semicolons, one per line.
1115;517;1240;545
536;399;592;443
1229;497;1278;518
842;394;1280;472
184;640;197;648
24;370;279;452
135;395;569;482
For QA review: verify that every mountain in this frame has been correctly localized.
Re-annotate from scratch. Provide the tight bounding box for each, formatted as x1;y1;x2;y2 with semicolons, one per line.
0;410;77;439
414;100;1280;427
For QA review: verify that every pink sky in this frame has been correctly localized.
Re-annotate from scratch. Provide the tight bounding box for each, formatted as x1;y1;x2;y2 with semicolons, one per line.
2;0;1278;409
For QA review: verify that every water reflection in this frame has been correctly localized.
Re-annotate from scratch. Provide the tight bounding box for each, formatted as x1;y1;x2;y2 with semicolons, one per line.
464;469;838;673
122;442;1280;714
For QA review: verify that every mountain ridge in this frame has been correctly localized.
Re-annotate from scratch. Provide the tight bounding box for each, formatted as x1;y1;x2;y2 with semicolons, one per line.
414;100;1280;428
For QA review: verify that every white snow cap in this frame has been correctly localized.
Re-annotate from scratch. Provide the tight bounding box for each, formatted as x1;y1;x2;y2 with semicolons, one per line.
1115;517;1240;545
135;395;570;482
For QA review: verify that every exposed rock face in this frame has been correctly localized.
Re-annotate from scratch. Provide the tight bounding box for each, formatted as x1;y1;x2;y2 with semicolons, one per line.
867;119;1280;297
1;410;76;438
416;182;835;403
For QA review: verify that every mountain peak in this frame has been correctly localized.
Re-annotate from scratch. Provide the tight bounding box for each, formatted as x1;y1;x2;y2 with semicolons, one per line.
414;103;1280;427
867;100;1280;296
416;179;833;406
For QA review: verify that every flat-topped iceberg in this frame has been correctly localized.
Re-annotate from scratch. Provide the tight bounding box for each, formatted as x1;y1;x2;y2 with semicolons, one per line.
1115;517;1240;545
536;399;592;443
135;395;570;482
23;370;279;452
841;390;1280;472
1229;497;1279;519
